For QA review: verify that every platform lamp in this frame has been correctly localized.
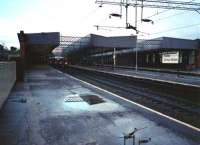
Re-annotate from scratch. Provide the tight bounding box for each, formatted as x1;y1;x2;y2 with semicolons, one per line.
109;13;122;19
141;18;154;24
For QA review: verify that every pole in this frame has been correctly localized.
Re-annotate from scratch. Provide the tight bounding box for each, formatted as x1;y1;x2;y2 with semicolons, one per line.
120;0;123;17
133;135;135;145
135;44;138;71
125;0;128;27
134;0;138;71
135;0;138;33
141;0;144;20
101;47;103;66
113;47;116;70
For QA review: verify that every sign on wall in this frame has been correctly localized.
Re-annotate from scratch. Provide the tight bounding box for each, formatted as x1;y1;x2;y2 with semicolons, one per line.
162;51;179;64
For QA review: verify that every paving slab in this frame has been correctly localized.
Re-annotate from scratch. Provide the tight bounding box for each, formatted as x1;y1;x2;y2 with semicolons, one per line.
0;65;199;145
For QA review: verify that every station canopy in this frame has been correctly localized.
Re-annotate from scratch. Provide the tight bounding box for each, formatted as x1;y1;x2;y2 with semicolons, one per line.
60;34;137;55
137;37;199;52
19;32;60;55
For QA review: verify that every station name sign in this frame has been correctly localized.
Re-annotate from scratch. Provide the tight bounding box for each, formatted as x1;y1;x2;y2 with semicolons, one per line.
162;51;179;64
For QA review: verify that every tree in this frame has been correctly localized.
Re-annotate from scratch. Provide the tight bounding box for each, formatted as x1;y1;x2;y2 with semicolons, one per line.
0;44;4;51
10;46;17;52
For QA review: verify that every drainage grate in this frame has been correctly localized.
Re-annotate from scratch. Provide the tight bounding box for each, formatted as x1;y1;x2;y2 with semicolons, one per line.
80;94;105;105
9;98;27;103
64;94;84;102
85;142;97;145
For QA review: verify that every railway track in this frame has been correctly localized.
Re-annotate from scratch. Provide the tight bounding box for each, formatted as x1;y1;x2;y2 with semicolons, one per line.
61;67;200;128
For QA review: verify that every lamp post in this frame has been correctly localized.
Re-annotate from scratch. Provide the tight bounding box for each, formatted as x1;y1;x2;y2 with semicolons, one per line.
136;46;138;71
131;34;138;71
113;47;116;70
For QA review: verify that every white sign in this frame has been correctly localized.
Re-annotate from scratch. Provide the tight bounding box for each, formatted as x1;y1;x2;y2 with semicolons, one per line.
162;51;179;64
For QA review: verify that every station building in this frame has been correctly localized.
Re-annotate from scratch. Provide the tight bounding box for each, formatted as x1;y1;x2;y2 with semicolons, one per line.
17;31;200;70
134;37;200;70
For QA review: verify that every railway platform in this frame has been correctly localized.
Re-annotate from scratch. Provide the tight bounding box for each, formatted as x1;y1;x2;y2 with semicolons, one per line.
72;65;200;87
0;65;199;145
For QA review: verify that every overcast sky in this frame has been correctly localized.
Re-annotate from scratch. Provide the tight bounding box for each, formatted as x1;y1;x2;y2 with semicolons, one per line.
0;0;200;48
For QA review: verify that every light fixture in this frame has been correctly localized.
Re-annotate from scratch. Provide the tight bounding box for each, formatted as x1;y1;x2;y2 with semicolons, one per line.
126;23;136;30
126;23;139;34
141;19;154;24
96;25;99;30
109;13;122;18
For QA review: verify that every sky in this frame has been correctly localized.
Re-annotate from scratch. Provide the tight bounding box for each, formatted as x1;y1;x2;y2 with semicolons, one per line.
0;0;200;48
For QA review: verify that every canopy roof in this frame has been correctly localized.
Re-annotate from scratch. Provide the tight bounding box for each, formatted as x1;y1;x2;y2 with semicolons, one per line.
18;31;60;56
60;34;137;55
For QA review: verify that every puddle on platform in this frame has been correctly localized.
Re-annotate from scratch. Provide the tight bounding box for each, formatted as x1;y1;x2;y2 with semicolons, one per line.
80;94;105;105
63;94;89;110
63;93;106;111
64;101;89;110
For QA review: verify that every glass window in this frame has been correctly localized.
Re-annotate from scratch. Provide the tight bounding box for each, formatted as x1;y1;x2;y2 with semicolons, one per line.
179;52;182;63
152;54;156;64
146;54;149;63
189;50;195;64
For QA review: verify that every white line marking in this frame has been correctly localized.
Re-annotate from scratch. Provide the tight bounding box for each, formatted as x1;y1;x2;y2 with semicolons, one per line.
54;68;200;132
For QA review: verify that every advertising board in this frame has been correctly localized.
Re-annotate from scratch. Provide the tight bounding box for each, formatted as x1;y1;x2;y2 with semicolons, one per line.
162;51;179;64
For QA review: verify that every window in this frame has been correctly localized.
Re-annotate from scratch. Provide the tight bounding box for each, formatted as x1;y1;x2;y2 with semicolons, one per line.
189;50;195;64
146;54;149;64
159;53;162;63
152;54;156;64
179;52;182;63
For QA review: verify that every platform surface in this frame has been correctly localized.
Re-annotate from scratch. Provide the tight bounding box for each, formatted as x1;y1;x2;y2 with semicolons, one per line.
75;65;200;87
0;65;199;145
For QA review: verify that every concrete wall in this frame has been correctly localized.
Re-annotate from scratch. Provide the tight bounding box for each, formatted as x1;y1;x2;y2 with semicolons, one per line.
0;62;16;109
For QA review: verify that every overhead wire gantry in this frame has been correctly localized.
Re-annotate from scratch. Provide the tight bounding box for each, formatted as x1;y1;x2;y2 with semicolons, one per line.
96;0;200;11
95;0;200;33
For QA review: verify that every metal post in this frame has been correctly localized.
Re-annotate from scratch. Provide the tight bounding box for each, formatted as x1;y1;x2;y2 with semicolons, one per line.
135;0;138;29
141;0;144;20
135;45;138;71
113;47;116;69
133;136;135;145
135;0;138;71
125;0;128;27
120;0;123;17
101;48;103;66
177;51;180;77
